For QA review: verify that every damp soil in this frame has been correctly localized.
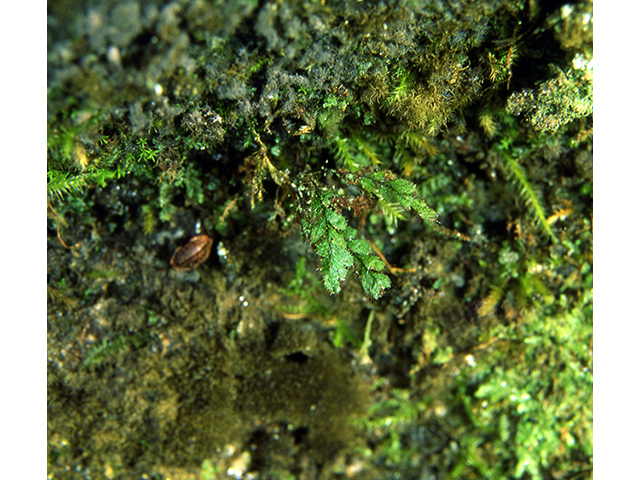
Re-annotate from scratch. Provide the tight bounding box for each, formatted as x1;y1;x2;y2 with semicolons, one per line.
47;182;377;479
47;172;482;479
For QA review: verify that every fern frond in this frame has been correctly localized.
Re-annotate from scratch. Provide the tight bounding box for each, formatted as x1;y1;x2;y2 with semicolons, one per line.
83;336;129;369
299;189;390;298
393;144;415;177
377;198;407;228
296;168;438;298
343;169;438;223
353;135;382;166
479;110;498;139
332;137;359;172
398;131;437;156
501;152;557;243
83;331;148;369
142;205;155;235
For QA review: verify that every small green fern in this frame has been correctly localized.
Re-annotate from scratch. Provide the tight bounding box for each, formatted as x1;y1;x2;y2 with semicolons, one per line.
299;188;390;298
332;136;360;172
353;135;382;166
499;147;557;243
296;168;438;298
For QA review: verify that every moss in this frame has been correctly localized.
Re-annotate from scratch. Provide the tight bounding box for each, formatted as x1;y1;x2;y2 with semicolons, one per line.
506;64;592;133
48;0;592;478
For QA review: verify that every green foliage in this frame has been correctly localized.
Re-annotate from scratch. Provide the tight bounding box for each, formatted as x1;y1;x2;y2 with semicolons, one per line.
47;170;93;200
47;1;592;478
47;127;162;201
366;388;432;466
387;67;414;104
330;132;391;173
299;187;389;298
200;459;220;480
332;136;360;172
452;214;593;479
83;330;150;369
492;130;558;243
176;163;205;205
352;134;383;167
515;179;553;240
136;138;159;162
157;181;179;222
341;169;438;224
456;289;592;480
296;168;437;298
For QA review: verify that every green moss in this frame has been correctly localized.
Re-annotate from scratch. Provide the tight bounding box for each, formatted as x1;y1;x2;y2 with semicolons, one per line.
456;288;593;479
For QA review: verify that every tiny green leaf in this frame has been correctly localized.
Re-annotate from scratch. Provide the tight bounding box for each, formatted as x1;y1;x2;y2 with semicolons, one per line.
326;208;347;230
361;271;392;299
347;238;372;255
388;178;416;195
310;219;328;242
359;255;386;271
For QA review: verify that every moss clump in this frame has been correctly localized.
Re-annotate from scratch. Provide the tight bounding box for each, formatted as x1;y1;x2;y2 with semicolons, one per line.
506;64;592;133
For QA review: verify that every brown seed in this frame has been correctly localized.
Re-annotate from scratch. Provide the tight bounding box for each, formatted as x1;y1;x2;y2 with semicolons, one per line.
170;234;214;271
